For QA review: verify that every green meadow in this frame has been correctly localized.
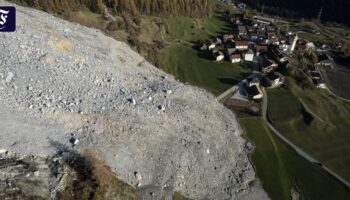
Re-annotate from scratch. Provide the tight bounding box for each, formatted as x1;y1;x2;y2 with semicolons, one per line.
158;45;251;95
267;81;350;181
241;117;350;200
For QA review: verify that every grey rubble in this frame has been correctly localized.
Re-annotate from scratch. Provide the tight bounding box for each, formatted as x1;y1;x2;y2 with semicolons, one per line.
0;1;268;199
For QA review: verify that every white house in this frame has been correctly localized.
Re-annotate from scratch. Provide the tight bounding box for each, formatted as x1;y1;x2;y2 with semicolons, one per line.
317;83;326;89
214;51;225;61
306;42;316;50
279;44;290;52
208;43;216;50
317;54;333;66
230;54;241;63
313;78;326;89
266;72;284;88
244;50;255;62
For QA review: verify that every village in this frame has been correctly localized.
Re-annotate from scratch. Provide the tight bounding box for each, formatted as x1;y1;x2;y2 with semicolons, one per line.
199;6;334;103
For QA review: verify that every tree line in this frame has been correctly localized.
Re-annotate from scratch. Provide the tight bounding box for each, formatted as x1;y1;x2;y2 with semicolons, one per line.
11;0;213;17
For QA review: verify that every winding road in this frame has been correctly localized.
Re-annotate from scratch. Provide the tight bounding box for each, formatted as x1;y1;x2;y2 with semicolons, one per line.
217;83;350;188
213;24;350;188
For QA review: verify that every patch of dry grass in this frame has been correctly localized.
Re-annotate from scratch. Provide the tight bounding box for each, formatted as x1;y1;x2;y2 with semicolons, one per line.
58;149;137;200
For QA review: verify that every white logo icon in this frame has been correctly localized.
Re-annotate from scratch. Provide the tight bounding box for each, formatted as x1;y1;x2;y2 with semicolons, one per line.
0;9;10;30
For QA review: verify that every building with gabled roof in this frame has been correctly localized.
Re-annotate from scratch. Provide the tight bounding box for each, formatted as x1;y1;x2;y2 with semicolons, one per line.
235;40;249;50
213;51;225;61
244;50;255;62
230;53;241;63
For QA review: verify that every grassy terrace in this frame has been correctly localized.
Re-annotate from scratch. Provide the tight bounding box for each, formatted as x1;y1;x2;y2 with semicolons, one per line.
158;45;251;95
156;4;250;96
297;32;333;45
241;117;350;200
163;15;230;43
267;81;350;181
139;13;231;45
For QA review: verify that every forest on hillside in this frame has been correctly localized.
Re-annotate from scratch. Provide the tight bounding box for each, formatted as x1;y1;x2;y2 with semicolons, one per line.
9;0;218;65
11;0;213;17
242;0;350;26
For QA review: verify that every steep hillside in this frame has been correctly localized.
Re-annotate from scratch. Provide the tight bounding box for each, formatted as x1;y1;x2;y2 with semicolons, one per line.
9;0;216;66
0;1;268;199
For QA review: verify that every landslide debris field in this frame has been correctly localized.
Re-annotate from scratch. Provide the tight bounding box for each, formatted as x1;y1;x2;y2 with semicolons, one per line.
0;1;268;199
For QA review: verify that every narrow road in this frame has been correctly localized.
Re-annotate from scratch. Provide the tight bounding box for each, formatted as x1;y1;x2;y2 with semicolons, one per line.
216;86;238;102
261;88;350;188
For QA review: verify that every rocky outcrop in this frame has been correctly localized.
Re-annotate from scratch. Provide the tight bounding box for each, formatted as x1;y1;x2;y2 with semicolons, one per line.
0;1;268;199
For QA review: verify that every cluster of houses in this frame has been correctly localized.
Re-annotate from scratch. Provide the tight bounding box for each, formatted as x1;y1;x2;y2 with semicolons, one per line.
309;53;333;89
244;71;284;100
215;1;336;103
200;14;294;101
296;39;333;88
200;14;298;65
317;53;334;66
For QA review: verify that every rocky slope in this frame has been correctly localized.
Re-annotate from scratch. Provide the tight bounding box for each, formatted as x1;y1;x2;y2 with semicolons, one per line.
0;1;268;199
